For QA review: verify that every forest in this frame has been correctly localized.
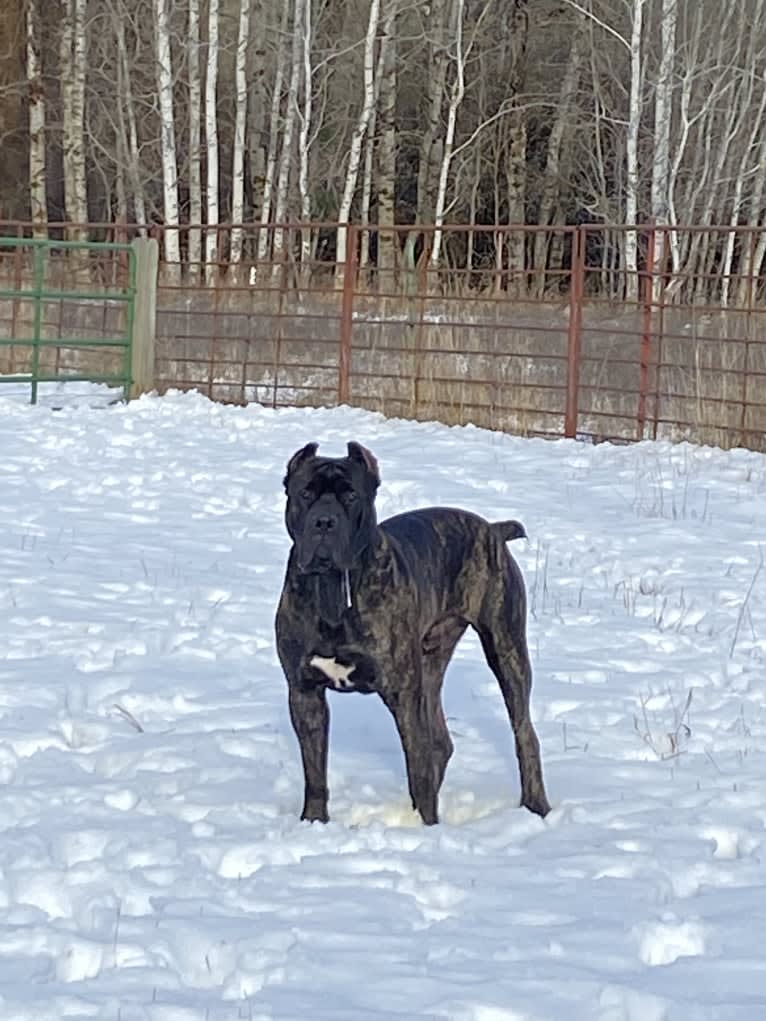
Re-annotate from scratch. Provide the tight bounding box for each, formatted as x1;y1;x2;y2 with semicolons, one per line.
2;0;765;291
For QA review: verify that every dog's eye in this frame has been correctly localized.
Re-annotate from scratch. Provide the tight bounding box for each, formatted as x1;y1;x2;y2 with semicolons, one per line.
343;490;358;505
300;489;313;502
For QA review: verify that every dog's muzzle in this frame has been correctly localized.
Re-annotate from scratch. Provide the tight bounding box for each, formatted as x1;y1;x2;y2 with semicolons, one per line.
296;500;350;573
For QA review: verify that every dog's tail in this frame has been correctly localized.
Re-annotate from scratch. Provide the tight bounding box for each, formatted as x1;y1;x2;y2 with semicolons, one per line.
491;519;527;543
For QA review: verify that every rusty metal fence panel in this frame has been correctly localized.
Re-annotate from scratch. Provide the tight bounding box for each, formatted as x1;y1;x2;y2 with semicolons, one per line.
342;224;573;438
0;220;764;452
573;225;766;449
152;224;344;407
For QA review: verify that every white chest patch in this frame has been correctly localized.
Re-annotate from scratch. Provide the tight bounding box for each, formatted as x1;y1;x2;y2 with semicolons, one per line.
309;655;357;690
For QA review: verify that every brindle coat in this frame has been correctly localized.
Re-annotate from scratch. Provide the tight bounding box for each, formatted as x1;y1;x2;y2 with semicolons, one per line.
275;441;551;825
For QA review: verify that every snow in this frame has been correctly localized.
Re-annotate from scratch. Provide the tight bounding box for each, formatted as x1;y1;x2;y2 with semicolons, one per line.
1;388;765;1020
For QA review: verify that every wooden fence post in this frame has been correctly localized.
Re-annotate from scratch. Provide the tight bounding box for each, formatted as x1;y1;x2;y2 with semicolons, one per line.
130;237;159;398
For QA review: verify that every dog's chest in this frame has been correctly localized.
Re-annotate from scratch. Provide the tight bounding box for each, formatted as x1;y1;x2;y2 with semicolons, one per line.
304;611;379;694
306;649;378;693
309;654;360;691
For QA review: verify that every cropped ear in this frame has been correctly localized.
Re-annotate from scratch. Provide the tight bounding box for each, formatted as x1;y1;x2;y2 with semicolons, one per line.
347;441;380;489
283;442;319;490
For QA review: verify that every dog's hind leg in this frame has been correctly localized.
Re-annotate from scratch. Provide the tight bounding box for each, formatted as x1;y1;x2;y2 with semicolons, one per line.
474;559;551;819
421;616;468;795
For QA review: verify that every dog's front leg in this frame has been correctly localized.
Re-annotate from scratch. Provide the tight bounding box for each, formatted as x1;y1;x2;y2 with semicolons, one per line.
383;684;439;826
288;684;331;823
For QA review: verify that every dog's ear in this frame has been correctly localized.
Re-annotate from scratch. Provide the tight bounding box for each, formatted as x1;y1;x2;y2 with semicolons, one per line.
347;442;380;489
283;442;318;490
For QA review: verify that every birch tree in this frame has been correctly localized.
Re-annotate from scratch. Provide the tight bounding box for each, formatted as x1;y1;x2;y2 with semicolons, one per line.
336;0;381;278
649;0;678;296
153;0;181;268
230;0;252;270
625;0;646;299
297;0;313;272
205;0;220;282
60;0;88;235
188;0;202;272
377;0;398;282
256;0;290;265
430;0;466;269
27;0;47;236
272;0;305;267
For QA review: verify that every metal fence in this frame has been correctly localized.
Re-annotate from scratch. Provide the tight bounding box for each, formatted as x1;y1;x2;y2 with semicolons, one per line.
0;233;137;403
0;220;764;451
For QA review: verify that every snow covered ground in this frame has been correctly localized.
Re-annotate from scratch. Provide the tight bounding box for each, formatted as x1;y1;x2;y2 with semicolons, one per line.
1;389;765;1020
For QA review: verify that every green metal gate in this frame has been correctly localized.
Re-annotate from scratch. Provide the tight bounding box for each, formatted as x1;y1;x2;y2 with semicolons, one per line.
0;236;137;405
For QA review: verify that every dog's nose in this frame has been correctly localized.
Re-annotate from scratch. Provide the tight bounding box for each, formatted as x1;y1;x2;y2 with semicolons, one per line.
313;514;337;533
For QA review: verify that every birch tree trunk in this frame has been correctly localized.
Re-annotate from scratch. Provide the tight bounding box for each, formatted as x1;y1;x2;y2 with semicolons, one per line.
153;0;181;270
649;0;678;298
272;0;304;268
377;0;397;286
625;0;646;300
430;0;465;269
256;0;290;265
416;0;448;223
230;0;252;271
60;0;88;239
360;17;393;272
336;0;382;282
27;0;47;236
297;0;313;275
188;0;202;274
205;0;220;283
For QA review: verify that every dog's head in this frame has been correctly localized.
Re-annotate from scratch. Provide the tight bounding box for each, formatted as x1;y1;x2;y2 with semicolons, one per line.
283;441;380;574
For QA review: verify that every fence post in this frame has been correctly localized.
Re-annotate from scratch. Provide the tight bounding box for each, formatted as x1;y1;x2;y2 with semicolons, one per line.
637;222;655;440
130;236;159;399
564;227;584;438
338;222;357;404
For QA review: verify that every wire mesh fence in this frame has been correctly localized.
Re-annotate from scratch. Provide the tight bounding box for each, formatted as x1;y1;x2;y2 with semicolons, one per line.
0;220;764;450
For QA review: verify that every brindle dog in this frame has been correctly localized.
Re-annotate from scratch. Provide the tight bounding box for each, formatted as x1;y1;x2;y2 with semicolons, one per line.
275;441;551;825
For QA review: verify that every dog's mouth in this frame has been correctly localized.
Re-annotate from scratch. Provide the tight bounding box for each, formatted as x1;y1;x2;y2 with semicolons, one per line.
300;554;334;575
297;543;342;574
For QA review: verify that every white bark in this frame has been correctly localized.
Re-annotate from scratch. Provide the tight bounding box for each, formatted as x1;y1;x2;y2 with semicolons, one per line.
153;0;181;266
231;0;252;266
205;0;220;281
60;0;88;234
336;0;382;276
417;0;449;223
361;19;393;270
297;0;313;268
27;0;47;235
430;0;466;268
272;0;305;266
188;0;202;271
649;0;677;296
256;0;291;264
625;0;646;299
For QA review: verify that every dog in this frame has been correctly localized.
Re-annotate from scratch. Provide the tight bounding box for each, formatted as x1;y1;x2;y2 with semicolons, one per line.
275;441;551;825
